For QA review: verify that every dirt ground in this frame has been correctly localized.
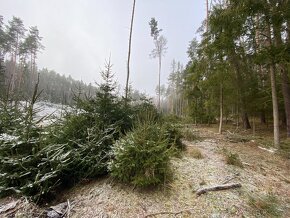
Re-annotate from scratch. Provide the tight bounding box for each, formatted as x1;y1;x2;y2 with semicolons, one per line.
1;127;290;217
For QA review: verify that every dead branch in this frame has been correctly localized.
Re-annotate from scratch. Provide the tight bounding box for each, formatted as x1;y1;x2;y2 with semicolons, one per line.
258;146;277;153
196;183;242;196
64;199;71;218
222;173;240;184
242;162;253;167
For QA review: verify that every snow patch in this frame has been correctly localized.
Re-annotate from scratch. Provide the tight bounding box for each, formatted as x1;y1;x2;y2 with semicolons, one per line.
0;133;19;142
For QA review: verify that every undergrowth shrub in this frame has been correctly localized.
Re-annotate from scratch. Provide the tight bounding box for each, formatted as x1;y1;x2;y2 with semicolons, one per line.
0;102;23;135
163;122;184;150
182;128;198;141
109;122;173;187
0;61;179;202
0;63;133;203
162;114;181;124
223;148;243;168
0;128;114;203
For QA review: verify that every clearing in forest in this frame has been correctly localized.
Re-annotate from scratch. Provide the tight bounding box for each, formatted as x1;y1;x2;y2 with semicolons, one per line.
55;127;290;217
1;127;290;217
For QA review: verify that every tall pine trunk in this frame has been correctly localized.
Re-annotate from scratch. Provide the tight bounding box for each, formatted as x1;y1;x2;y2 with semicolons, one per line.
273;21;290;137
158;55;161;111
125;0;136;101
269;64;280;147
266;20;280;147
229;49;251;129
281;67;290;137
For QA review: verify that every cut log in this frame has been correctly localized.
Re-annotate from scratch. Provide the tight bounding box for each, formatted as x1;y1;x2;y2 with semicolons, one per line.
196;183;242;196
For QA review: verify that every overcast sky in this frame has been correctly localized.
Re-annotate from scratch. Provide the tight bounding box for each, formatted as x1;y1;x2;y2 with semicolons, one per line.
0;0;205;95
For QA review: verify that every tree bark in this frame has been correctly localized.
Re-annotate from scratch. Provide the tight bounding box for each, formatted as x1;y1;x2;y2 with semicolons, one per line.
272;20;290;137
125;0;136;101
260;110;266;124
206;0;209;32
219;84;223;134
269;63;280;147
158;55;161;111
228;49;251;129
265;16;280;146
242;112;251;129
281;68;290;137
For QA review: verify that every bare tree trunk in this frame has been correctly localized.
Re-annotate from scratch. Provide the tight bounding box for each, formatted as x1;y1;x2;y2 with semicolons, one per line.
281;67;290;137
206;0;209;32
125;0;136;101
260;110;266;124
158;55;161;111
229;51;251;129
273;20;290;137
264;13;280;147
287;19;290;43
269;64;280;147
219;84;223;134
242;112;251;129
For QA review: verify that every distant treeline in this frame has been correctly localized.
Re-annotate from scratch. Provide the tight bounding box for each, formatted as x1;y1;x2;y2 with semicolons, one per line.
0;15;95;105
38;68;96;104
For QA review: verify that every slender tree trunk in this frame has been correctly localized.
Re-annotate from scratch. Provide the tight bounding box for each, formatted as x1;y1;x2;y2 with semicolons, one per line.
269;64;280;146
265;15;280;147
206;0;209;32
125;0;136;101
281;68;290;137
158;55;161;111
219;84;223;134
229;50;251;129
285;18;290;136
242;112;251;129
287;17;290;44
252;118;256;136
260;110;266;124
273;21;290;137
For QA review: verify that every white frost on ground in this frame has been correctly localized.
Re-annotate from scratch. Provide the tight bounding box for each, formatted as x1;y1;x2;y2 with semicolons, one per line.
34;101;65;118
0;133;19;142
33;101;67;126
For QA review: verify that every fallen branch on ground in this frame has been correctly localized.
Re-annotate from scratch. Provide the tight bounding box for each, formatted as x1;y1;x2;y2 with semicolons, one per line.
196;183;242;196
222;172;240;184
144;208;194;217
242;162;252;167
258;146;277;153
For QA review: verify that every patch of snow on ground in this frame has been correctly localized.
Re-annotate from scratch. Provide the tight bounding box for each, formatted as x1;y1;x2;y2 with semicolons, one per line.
0;133;19;141
35;101;65;118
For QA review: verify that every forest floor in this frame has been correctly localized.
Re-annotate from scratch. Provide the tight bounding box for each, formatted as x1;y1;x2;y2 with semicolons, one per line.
1;126;290;217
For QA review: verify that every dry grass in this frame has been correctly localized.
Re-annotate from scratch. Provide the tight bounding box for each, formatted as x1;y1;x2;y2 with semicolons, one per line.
248;193;281;217
0;197;45;217
187;147;204;159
